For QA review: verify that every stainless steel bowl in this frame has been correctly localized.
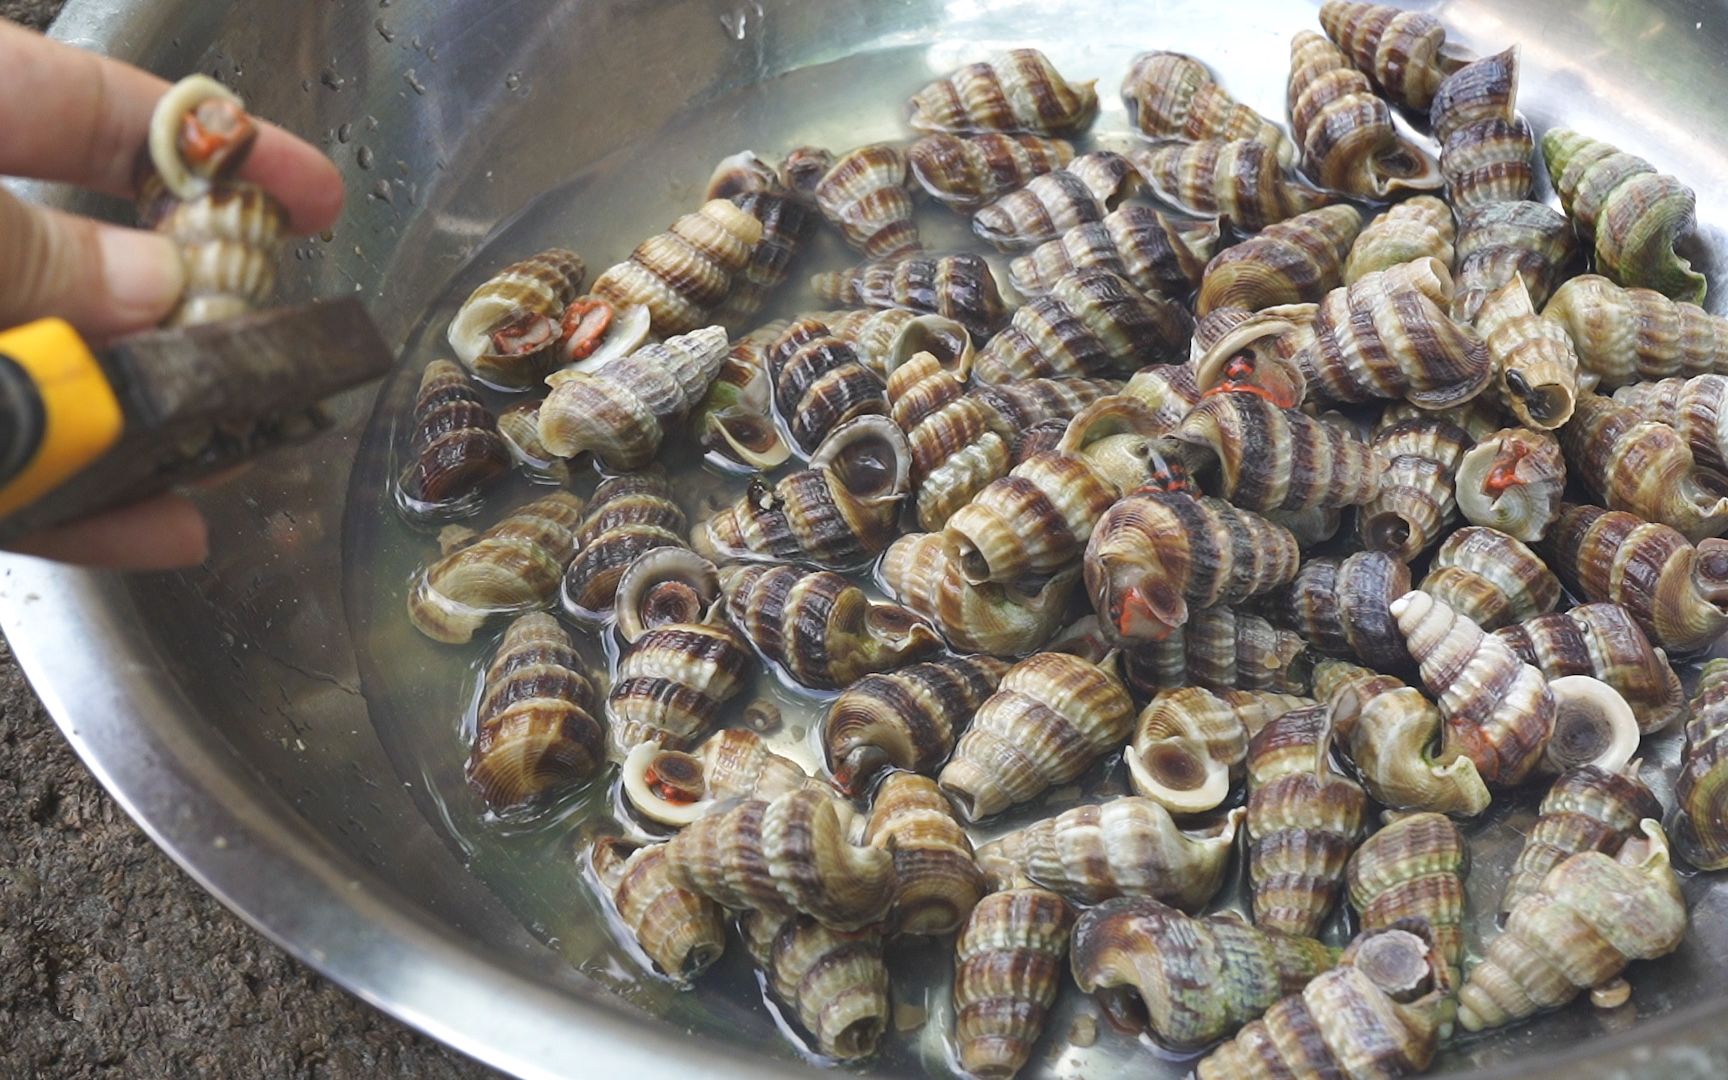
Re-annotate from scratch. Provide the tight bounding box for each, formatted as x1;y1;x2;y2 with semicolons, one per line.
10;0;1728;1076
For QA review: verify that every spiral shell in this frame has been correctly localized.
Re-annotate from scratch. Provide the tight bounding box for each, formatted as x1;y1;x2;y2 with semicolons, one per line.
861;772;987;936
1418;526;1560;632
1393;589;1556;786
1123;362;1204;428
395;360;510;523
1429;48;1533;212
1612;375;1728;483
1544;128;1705;304
810;253;1009;339
692;321;793;470
908;132;1075;212
1318;0;1469;110
1358;415;1470;561
1128;138;1331;233
973;151;1141;251
619;728;821;827
952;888;1074;1080
1186;305;1316;409
1244;704;1368;937
592;838;726;986
1086;489;1301;644
1121;50;1293;163
710;168;819;328
559;471;687;617
720;563;939;691
1459;820;1687;1032
1474;275;1579;429
1173;392;1378;513
592;199;764;337
1010;205;1220;301
808;143;921;260
1127;687;1313;814
1341;197;1455;287
1503;763;1664;916
1070;897;1337;1052
1452;200;1575;326
447;249;587;389
822;655;1011;796
1494;605;1686;735
1123;606;1310;696
408;492;584;644
1454;425;1565;542
741;911;889;1061
537;326;729;470
908;49;1099;136
879;532;1077;656
975;269;1192;383
607;614;751;760
464;613;604;810
977;797;1244;911
764;317;888;455
1314;660;1490;816
1196;205;1361;317
1345;812;1468;988
1288;31;1443;198
1675;659;1728;870
496;400;572;485
1559;285;1728;400
696;416;910;569
1264;551;1412;673
1560;392;1728;542
817;307;974;379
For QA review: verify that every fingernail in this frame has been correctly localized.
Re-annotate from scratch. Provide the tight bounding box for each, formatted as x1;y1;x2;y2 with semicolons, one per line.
98;227;185;317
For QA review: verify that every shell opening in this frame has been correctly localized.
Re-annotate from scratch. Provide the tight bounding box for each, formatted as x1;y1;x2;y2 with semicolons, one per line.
1111;577;1187;644
743;698;783;734
1351;928;1435;1003
832;744;891;798
1543;675;1640;775
1505;370;1573;427
811;416;912;503
1126;738;1231;815
620;742;714;827
1695;539;1728;605
566;302;652;374
705;150;779;199
864;604;937;650
1362;511;1415;558
710;412;792;470
614;548;721;643
1590;977;1633;1010
1095;987;1152;1037
832;1017;888;1061
489;309;557;358
890;317;973;380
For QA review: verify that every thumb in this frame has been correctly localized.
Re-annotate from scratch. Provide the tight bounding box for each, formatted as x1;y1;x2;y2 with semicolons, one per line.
0;184;184;340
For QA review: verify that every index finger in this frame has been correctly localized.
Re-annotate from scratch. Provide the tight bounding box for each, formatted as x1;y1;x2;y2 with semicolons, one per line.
0;20;343;234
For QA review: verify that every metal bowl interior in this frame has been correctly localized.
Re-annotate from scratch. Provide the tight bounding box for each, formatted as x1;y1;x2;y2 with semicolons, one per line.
8;0;1728;1076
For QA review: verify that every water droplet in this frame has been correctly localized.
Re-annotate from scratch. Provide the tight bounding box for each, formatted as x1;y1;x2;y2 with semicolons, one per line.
374;18;395;42
411;35;423;50
504;72;522;92
718;1;763;41
369;179;394;204
300;78;312;93
404;70;427;96
336;122;352;144
320;69;346;92
366;115;380;130
356;145;375;170
319;229;335;243
426;44;439;62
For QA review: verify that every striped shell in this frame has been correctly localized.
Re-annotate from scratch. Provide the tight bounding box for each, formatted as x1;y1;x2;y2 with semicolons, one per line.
1122;606;1310;696
1009;205;1220;300
1245;703;1369;937
1173;392;1378;512
1458;821;1687;1032
447;249;587;389
591;839;726;986
607;614;752;759
938;650;1134;821
720;563;939;690
1314;660;1490;816
1086;489;1301;644
1392;589;1556;787
908;49;1099;136
1343;196;1455;285
822;654;1011;796
1613;374;1728;477
497;399;571;485
1675;659;1728;870
714;183;818;326
591;199;764;337
538;326;730;470
741;911;889;1061
1128;139;1329;233
1345;812;1468;988
1429;47;1534;210
693;321;793;471
1121;50;1294;164
466;613;604;810
1127;687;1313;814
879;532;1077;657
1359;415;1471;561
395;360;509;523
1501;763;1664;916
1477;275;1579;429
1560;392;1728;542
1197;205;1361;316
407;492;584;644
1418;526;1561;632
1545;273;1728;389
1070;897;1337;1052
1187;305;1316;408
1123;362;1204;428
1495;605;1686;735
1318;0;1469;110
819;307;974;379
810;253;1009;339
973;151;1141;251
974;269;1192;383
907;132;1075;212
952;888;1075;1080
619;728;822;827
1452;200;1575;326
766;317;888;454
1263;551;1413;674
561;470;687;616
149;180;288;328
1544;128;1705;304
976;797;1244;910
1454;426;1566;542
811;143;921;260
861;772;987;936
1287;31;1442;199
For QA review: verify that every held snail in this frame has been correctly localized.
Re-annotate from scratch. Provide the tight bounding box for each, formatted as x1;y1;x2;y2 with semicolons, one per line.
821;654;1011;796
1009;204;1219;301
908;48;1099;136
951;888;1075;1080
907;132;1075;212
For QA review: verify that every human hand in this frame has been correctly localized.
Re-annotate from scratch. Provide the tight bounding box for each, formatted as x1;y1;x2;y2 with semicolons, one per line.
0;19;344;570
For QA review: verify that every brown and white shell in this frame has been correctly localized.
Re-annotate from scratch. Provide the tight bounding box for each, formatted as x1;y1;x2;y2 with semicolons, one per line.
1494;604;1686;735
952;888;1075;1079
1196;204;1362;316
974;269;1192;384
1344;196;1456;285
907;132;1075;212
1126;687;1314;814
1500;763;1664;916
447;249;587;389
407;492;585;644
1121;50;1294;163
1128;138;1330;233
606;612;753;760
1345;811;1469;988
691;321;792;471
1418;525;1561;632
561;469;688;617
1121;606;1310;697
1318;0;1470;110
765;317;888;455
1358;414;1472;561
1287;31;1443;198
822;654;1011;796
972;151;1141;251
591;838;726;986
1675;658;1728;870
810;143;922;260
1560;392;1728;543
618;728;822;827
1430;47;1534;211
1545;274;1728;389
861;772;987;936
466;612;604;811
741;910;889;1061
908;49;1099;136
395;360;510;523
1173;392;1378;513
1263;551;1413;674
1009;204;1220;301
1454;425;1567;542
1478;275;1580;429
1452;199;1576;326
591;199;764;337
879;532;1078;657
810;253;1010;339
1613;373;1728;478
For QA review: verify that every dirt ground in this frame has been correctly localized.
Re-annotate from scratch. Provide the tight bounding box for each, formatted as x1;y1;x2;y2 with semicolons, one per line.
0;5;494;1077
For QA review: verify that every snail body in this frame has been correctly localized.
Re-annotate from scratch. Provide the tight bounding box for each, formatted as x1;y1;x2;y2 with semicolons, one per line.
1454;426;1566;542
447;248;587;389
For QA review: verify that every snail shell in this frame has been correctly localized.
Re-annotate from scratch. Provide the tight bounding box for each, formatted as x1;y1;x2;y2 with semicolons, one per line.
1359;415;1471;561
1544;128;1705;304
1454;425;1566;542
720;563;940;691
816;307;974;379
466;612;604;811
938;650;1133;822
1560;392;1728;542
1545;274;1728;388
1501;763;1664;916
1613;374;1728;478
1452;200;1575;326
1263;551;1413;674
496;400;572;486
660;788;895;930
1122;606;1310;696
1494;604;1686;735
1458;820;1687;1032
1127;138;1329;232
395;360;510;523
1430;47;1534;211
810;253;1009;339
1674;659;1728;870
973;151;1140;251
976;797;1244;911
1418;526;1561;632
407;492;585;644
692;321;793;471
591;838;726;986
1126;687;1314;815
809;143;921;260
1187;305;1315;409
607;614;752;759
619;728;820;827
974;269;1192;384
1123;362;1204;429
822;654;1011;796
1314;660;1490;816
952;888;1075;1080
908;48;1099;136
1197;204;1361;316
1173;392;1379;513
1070;897;1337;1052
704;149;781;201
561;469;688;617
740;910;889;1061
1085;489;1301;644
765;317;888;455
612;541;720;646
1245;703;1369;938
1317;0;1470;110
879;532;1078;656
1121;50;1294;163
1477;275;1579;429
907;132;1075;212
1287;31;1443;198
861;772;987;936
1392;589;1555;787
1345;811;1469;989
447;249;587;389
151;182;287;328
592;199;764;337
714;186;818;326
1344;195;1455;286
1009;204;1220;301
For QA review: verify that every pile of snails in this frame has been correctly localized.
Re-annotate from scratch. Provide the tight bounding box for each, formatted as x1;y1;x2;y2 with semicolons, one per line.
392;4;1728;1076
